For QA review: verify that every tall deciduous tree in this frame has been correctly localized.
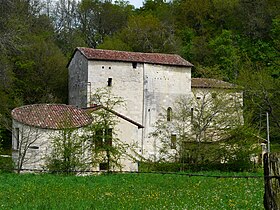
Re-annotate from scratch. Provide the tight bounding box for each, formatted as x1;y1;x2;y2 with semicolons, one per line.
99;14;180;53
46;127;87;173
84;88;132;172
208;30;241;81
78;0;132;48
151;88;256;171
238;66;280;142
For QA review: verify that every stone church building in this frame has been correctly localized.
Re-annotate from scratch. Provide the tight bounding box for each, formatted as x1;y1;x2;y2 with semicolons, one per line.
12;47;241;172
68;47;193;160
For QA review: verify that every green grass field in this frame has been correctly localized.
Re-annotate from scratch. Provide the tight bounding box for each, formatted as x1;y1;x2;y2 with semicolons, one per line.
0;172;264;209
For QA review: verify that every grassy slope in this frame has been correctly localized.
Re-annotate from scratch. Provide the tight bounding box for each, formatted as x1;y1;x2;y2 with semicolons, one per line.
0;172;264;209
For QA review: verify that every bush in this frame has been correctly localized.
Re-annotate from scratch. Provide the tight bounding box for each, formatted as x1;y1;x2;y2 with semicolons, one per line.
139;159;259;173
0;156;14;173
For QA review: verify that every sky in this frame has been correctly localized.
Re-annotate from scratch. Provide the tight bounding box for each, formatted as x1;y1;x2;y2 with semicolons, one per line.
128;0;143;8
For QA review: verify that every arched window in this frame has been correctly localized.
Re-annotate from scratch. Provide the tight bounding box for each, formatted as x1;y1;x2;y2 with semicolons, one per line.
167;107;172;121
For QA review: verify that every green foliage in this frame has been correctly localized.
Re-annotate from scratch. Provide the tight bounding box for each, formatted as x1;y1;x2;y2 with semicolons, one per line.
100;14;180;53
84;88;132;172
46;128;87;174
208;30;240;81
77;0;132;48
152;90;258;171
218;125;261;172
0;173;264;209
0;131;13;172
238;67;280;142
0;156;14;173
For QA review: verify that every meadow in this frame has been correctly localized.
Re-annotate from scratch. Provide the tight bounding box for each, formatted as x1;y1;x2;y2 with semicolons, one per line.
0;172;264;209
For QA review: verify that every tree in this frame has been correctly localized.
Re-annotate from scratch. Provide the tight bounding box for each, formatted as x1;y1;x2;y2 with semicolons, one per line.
234;0;272;40
84;88;132;172
45;88;137;173
50;0;86;57
46;127;87;174
152;88;257;171
12;126;43;173
99;14;180;53
238;65;280;143
208;30;241;81
78;0;132;48
12;35;68;104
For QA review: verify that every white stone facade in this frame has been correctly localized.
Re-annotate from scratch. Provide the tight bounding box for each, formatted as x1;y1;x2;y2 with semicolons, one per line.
68;48;193;160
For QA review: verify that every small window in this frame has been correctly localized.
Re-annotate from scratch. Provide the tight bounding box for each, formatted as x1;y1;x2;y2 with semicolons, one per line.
196;96;201;100
29;146;39;149
109;67;111;69
191;108;194;123
167;107;172;121
15;128;19;150
95;129;104;149
107;78;112;86
171;134;176;149
105;128;113;146
99;162;109;171
102;66;104;69
132;62;137;69
211;92;217;99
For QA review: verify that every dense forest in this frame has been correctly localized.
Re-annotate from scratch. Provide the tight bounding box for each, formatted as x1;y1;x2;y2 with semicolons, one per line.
0;0;279;148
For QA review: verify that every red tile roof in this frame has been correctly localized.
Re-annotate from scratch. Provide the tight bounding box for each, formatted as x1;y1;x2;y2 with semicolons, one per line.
76;47;193;67
191;78;235;89
12;104;93;129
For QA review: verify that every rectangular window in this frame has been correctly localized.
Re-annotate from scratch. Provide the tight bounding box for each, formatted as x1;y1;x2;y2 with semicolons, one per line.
132;62;137;69
95;128;113;149
95;129;104;149
15;128;19;150
105;128;113;146
171;134;176;149
107;78;112;86
191;108;194;123
99;162;109;171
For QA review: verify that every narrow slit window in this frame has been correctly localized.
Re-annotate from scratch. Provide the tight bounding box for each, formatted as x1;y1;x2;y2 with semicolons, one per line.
167;107;172;121
105;128;113;146
132;62;137;69
171;134;176;149
29;146;39;149
95;129;104;149
15;128;19;150
191;108;194;123
107;78;112;86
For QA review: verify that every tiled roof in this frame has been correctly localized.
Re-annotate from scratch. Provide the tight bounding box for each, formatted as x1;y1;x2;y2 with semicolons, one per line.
84;105;144;129
12;104;93;129
191;78;235;89
76;47;193;67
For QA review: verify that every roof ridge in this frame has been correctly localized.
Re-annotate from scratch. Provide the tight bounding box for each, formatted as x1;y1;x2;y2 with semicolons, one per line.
76;47;193;67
